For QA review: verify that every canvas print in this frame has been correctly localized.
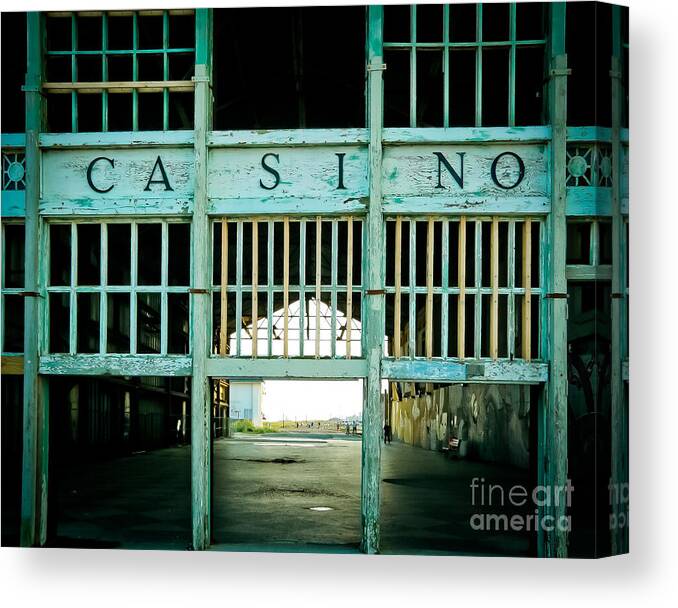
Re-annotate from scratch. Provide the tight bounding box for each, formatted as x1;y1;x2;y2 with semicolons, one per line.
0;1;629;558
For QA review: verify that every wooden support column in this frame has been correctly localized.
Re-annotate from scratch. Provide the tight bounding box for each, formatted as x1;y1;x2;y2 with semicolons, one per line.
20;12;49;548
361;5;385;555
190;8;212;551
541;3;569;558
610;5;629;555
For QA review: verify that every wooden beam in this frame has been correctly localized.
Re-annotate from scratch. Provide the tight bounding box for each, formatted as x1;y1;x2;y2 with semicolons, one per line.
542;3;568;558
1;355;24;375
610;5;629;555
190;8;212;552
20;11;48;548
361;5;385;555
42;80;195;94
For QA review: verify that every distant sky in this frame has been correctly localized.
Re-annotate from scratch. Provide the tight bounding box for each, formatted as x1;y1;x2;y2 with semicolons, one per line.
262;380;363;422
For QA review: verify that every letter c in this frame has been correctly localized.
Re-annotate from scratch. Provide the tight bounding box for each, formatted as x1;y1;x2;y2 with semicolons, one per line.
87;157;115;193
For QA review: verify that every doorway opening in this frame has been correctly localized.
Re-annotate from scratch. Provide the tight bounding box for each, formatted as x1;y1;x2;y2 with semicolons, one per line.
210;378;363;551
47;375;192;549
380;380;539;556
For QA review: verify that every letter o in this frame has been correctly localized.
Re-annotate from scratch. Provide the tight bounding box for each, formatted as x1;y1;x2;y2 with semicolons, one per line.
491;151;525;190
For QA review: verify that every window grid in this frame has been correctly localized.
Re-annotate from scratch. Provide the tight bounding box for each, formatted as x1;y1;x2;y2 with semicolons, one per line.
45;219;191;356
1;221;25;354
44;10;195;132
211;217;365;359
385;216;543;362
383;3;546;127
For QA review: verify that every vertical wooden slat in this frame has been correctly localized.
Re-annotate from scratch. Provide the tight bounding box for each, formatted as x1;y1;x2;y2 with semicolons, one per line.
99;222;108;353
440;218;449;359
299;219;306;357
507;219;516;359
457;217;466;359
331;219;338;357
283;216;289;357
130;221;138;353
219;219;228;355
425;217;434;359
251;218;258;357
590;219;600;266
267;220;274;356
409;4;417;128
160;221;169;355
522;218;532;361
162;10;170;131
69;223;77;354
475;4;483;127
394;217;402;359
235;220;243;356
408;219;416;358
101;14;108;131
442;4;450;128
71;13;77;133
346;217;353;359
315;216;321;358
490;217;499;360
474;219;482;358
508;2;517;126
132;12;139;131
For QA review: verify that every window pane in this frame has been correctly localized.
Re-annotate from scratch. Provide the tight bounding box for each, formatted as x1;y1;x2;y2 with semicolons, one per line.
77;293;100;353
107;224;131;285
50;293;70;353
107;293;130;353
77;224;101;286
482;2;510;42
449;49;475;126
168;223;191;286
515;46;544;126
567;222;591;265
482;48;509;126
416;51;443;127
50;224;71;286
3;224;25;288
168;294;189;354
137;293;161;354
138;224;162;286
3;295;24;352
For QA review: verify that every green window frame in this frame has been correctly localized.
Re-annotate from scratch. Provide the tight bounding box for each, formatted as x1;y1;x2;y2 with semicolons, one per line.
43;10;196;132
383;2;547;128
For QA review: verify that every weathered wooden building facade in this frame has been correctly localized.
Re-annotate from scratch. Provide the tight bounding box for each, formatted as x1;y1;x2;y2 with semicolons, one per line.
1;2;628;556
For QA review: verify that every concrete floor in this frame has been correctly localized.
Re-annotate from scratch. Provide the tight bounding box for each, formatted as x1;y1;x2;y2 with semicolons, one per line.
52;433;531;555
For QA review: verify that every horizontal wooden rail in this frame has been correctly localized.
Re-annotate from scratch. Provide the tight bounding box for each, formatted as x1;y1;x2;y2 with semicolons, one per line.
39;354;192;376
382;359;548;384
43;81;195;94
205;357;368;379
